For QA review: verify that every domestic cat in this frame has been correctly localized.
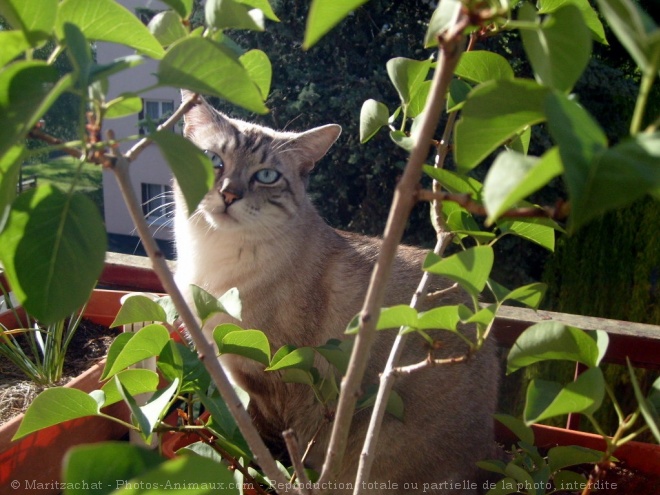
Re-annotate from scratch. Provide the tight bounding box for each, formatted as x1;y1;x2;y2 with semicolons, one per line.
175;93;499;495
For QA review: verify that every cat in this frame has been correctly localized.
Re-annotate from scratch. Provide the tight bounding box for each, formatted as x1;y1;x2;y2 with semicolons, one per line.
174;92;500;495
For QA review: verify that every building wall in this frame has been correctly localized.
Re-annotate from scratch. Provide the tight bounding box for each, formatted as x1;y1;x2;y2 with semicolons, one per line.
99;0;178;241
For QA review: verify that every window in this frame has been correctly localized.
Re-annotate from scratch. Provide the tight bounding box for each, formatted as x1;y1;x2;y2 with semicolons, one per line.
139;99;175;135
142;183;174;226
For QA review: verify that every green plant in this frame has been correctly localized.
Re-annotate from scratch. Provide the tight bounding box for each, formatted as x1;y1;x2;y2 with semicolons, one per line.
0;283;86;385
480;322;660;495
0;0;659;494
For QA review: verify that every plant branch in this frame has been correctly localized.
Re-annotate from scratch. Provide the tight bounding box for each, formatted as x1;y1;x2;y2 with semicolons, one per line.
109;154;294;493
283;429;312;493
318;17;469;490
124;93;199;163
417;189;570;220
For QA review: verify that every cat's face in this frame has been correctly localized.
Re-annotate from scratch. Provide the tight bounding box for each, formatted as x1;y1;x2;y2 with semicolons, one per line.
180;96;341;235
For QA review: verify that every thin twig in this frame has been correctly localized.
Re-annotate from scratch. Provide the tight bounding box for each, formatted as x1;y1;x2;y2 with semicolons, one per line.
109;154;294;492
124;92;199;163
392;353;468;375
318;17;470;492
417;189;570;221
283;429;312;493
425;283;460;303
28;129;83;160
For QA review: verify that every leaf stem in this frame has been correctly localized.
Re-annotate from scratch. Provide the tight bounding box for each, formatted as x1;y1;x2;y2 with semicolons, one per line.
630;60;659;135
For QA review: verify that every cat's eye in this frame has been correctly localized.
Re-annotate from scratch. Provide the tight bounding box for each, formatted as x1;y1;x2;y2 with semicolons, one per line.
253;168;281;184
204;150;224;173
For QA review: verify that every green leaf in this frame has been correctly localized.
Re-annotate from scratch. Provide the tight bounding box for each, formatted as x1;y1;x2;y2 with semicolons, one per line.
303;0;368;49
497;217;558;252
360;99;390;143
220;329;271;366
236;0;279;22
100;369;160;407
239;49;272;99
446;78;471;112
408;80;432;118
454;79;550;172
63;442;164;495
158;341;211;394
386;57;432;105
148;10;188;48
0;61;72;162
454;51;515;84
523;368;605;424
504;461;536;487
56;0;164;59
159;0;196;19
553;470;589;493
64;22;93;88
503;283;547;310
423;166;483;198
539;0;608;44
0;30;32;67
104;93;143;119
567;132;660;231
596;0;659;73
13;388;100;439
423;246;494;298
357;385;405;420
627;358;660;443
267;346;314;371
150;131;214;217
158;37;267;114
205;0;265;31
111;294;169;327
0;0;57;45
191;285;242;322
494;413;535;445
315;339;353;375
485;477;519;495
389;130;415;151
548;445;606;471
416;305;473;332
107;453;239;495
507;322;608;374
102;324;171;380
281;368;316;387
519;3;592;92
376;305;419;330
483;148;563;222
0;185;106;324
424;0;462;48
0;145;23;231
213;323;244;348
117;376;179;442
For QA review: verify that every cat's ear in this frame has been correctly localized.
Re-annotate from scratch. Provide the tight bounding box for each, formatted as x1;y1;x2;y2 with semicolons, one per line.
180;90;234;139
293;124;342;171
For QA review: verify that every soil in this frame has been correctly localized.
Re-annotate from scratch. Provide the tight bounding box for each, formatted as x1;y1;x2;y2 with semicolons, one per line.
0;319;119;425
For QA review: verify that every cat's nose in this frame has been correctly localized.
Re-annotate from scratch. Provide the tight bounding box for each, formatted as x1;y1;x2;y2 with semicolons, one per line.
222;190;240;205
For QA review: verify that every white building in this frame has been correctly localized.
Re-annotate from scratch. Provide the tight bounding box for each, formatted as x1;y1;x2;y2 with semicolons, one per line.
98;0;179;245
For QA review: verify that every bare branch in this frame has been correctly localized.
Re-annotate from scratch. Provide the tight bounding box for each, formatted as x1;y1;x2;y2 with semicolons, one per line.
318;15;470;492
417;189;571;221
425;283;460;303
283;429;312;494
109;155;294;493
392;354;469;375
124;92;200;163
28;129;84;160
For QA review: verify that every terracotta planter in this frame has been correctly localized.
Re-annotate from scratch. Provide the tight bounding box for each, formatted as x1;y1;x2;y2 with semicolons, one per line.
495;422;660;475
0;289;131;495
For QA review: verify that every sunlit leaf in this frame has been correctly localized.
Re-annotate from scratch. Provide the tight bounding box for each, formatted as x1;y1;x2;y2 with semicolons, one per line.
111;294;168;327
56;0;164;59
303;0;368;49
424;0;462;48
455;79;549;172
102;324;171;380
360;99;390;143
220;329;271;366
157;37;267;114
0;0;57;45
539;0;608;44
423;246;494;298
507;321;609;374
454;51;514;84
14;388;100;439
151;131;214;216
0;185;106;324
205;0;265;31
523;368;605;424
148;10;188;47
519;3;591;92
239;49;272;99
266;346;314;371
100;369;160;407
386;57;432;105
